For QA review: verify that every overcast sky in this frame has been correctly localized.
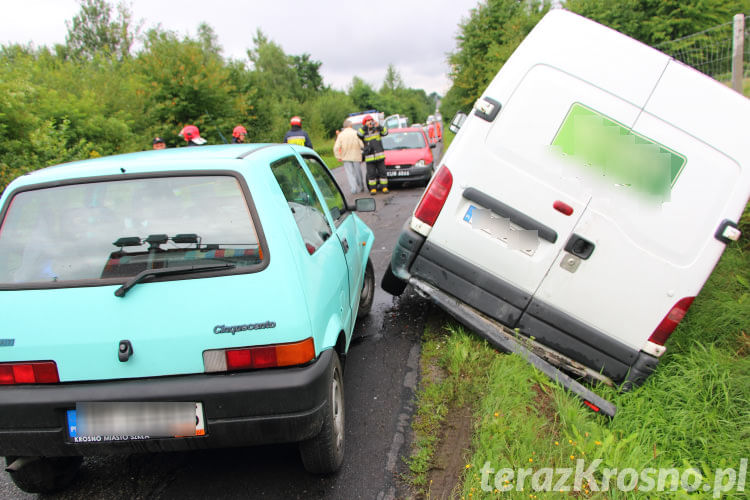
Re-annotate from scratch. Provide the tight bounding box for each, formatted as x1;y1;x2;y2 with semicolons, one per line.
0;0;480;95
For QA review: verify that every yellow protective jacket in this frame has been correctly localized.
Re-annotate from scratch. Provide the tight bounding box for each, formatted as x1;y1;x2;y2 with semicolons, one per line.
357;124;388;162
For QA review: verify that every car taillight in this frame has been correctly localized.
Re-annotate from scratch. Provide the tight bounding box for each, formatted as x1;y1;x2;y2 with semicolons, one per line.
414;165;453;226
204;338;315;373
648;297;695;346
0;361;60;385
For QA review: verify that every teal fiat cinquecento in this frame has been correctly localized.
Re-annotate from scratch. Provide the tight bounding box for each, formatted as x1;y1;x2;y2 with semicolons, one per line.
0;144;376;493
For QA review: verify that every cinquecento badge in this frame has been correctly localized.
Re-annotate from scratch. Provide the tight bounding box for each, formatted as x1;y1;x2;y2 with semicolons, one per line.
213;321;276;335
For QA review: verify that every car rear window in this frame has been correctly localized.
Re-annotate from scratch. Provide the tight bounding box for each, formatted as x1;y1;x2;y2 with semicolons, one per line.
0;175;263;286
382;131;426;150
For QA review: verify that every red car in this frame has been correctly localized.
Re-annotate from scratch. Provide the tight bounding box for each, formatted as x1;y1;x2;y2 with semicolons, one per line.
382;127;436;186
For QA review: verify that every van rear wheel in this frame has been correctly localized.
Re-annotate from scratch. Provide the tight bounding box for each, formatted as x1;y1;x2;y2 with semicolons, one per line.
4;456;82;493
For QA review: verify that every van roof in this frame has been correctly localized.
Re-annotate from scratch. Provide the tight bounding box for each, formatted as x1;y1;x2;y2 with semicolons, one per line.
488;8;750;178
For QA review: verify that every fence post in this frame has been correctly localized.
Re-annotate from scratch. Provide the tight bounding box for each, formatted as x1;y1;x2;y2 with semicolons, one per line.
732;13;745;93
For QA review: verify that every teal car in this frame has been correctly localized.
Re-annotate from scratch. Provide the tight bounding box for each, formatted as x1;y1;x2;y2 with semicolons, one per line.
0;144;376;493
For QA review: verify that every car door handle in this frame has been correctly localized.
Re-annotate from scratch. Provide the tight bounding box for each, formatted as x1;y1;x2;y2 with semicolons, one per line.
564;234;595;260
340;237;349;254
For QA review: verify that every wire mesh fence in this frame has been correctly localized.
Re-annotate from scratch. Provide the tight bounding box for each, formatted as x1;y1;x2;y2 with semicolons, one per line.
653;13;749;83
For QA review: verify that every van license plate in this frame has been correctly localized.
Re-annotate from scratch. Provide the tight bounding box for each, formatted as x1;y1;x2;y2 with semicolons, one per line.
66;402;205;442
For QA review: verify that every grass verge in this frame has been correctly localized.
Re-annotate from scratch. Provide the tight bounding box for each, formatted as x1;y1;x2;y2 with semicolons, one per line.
409;214;749;499
312;137;340;170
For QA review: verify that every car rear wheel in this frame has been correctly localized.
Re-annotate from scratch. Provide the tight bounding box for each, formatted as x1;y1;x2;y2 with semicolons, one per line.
299;352;345;474
4;456;83;493
357;258;375;319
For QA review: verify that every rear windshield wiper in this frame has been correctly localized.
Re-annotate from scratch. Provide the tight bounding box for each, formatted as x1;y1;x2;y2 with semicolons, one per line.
114;262;236;297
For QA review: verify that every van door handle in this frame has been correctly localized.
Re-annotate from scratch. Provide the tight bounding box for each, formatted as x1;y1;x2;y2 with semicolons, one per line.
463;188;558;243
340;237;349;254
565;234;595;260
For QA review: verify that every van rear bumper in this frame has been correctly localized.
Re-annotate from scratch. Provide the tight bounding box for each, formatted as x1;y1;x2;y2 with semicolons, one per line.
0;349;334;457
405;238;657;385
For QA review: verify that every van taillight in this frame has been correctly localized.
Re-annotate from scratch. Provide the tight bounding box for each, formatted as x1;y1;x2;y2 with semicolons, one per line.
648;297;695;346
204;338;316;373
414;166;453;226
0;361;60;385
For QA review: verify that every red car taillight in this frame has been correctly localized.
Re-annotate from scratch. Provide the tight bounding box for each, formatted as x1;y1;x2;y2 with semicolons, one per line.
205;338;316;373
414;165;453;226
648;297;695;346
0;361;60;385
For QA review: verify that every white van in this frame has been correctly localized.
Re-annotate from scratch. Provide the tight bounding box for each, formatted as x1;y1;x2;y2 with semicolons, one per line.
383;9;749;388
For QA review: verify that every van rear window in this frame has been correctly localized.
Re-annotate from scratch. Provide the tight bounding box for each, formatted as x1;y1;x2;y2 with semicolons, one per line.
0;175;263;286
552;103;686;201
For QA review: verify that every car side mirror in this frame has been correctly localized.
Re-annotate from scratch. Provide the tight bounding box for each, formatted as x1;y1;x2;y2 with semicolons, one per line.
354;197;376;212
449;111;467;133
429;143;437;148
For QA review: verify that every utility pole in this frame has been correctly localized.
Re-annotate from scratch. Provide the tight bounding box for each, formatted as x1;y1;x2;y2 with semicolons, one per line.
732;13;745;93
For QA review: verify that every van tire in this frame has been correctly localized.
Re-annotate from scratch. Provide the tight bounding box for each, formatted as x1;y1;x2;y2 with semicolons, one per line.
299;352;345;474
381;262;407;296
357;258;375;319
4;456;83;493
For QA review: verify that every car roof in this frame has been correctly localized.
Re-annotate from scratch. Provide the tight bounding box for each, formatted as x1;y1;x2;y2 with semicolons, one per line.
5;144;315;190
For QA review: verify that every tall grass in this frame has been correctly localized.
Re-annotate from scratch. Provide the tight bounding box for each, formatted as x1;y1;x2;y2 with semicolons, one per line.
457;235;750;498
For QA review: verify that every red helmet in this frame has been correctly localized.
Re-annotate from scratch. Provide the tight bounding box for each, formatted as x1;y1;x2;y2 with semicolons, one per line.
232;125;247;138
290;116;302;126
362;115;373;125
179;125;200;141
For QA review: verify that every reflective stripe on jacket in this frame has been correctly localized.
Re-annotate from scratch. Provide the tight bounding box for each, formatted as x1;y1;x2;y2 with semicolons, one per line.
357;125;388;162
283;126;313;148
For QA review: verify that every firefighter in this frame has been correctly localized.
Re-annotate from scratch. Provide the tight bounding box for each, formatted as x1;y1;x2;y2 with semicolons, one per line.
357;115;389;194
232;125;247;143
179;125;207;146
283;116;313;148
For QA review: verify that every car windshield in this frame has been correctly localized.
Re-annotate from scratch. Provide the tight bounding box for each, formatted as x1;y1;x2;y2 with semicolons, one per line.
382;132;426;150
0;175;263;285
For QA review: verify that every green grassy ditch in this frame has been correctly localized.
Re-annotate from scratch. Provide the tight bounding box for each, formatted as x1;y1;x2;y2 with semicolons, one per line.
408;205;750;499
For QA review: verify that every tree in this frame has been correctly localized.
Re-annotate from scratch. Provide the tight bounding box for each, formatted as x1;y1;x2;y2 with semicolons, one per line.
290;53;324;94
564;0;750;46
247;30;302;100
137;28;240;145
441;0;550;119
65;0;138;60
348;77;382;111
380;64;405;93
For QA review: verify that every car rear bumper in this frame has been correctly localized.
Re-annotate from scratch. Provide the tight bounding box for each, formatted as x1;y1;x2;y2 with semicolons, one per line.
385;164;432;183
0;349;334;457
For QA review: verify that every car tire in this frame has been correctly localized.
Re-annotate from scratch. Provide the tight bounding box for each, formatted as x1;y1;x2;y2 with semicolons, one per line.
4;456;83;494
381;262;408;296
356;258;375;319
299;352;345;474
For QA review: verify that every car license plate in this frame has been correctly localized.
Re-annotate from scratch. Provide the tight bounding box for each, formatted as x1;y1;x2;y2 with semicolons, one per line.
66;402;205;442
386;170;411;177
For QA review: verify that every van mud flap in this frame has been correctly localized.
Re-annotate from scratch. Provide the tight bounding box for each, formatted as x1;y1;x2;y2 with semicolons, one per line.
410;278;617;418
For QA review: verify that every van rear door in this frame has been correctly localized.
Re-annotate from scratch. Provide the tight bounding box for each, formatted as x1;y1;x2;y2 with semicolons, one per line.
530;60;747;360
425;65;646;323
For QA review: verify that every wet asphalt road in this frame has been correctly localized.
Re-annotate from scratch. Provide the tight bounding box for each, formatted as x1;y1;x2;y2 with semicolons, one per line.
0;168;431;500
